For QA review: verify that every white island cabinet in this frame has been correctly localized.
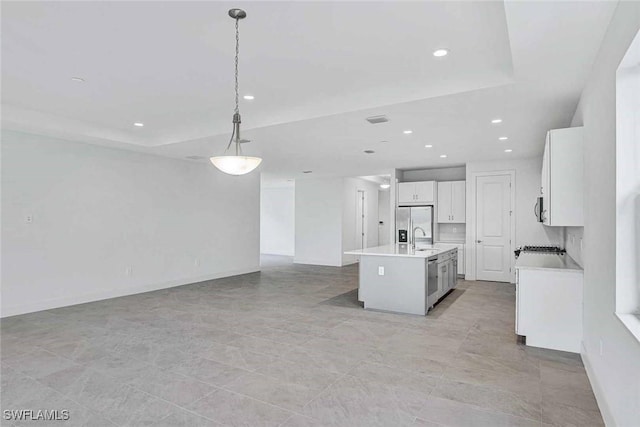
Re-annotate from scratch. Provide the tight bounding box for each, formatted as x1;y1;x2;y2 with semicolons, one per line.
345;244;457;315
515;253;583;353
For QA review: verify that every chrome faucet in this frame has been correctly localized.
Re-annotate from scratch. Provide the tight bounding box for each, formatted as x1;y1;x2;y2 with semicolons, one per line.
412;226;427;248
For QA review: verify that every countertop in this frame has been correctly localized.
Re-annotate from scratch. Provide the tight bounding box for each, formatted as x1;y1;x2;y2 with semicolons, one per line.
344;244;456;259
515;253;583;272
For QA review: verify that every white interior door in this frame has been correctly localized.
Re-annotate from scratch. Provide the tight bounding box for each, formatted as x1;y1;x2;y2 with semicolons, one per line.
356;190;366;250
475;174;512;282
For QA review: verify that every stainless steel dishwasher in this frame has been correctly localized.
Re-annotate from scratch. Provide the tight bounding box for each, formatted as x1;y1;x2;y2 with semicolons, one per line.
427;258;438;309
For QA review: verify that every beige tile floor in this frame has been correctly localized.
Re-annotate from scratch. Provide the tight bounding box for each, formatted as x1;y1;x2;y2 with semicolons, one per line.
1;256;603;426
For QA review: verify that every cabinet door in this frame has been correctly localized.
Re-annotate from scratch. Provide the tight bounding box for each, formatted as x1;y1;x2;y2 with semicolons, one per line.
437;182;452;222
457;248;464;275
414;181;435;204
398;183;415;204
437;263;447;298
449;259;456;290
451;181;466;222
541;133;551;225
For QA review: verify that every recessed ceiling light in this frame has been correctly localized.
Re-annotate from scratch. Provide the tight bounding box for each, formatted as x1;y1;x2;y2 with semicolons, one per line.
505;149;513;153
364;150;375;154
440;154;447;158
243;95;254;100
403;130;413;134
499;136;508;141
71;77;85;82
491;119;502;124
424;144;433;148
302;170;312;174
433;49;449;57
380;184;391;189
133;122;144;127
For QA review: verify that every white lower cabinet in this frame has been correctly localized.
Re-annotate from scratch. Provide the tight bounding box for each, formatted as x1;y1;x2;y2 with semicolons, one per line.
436;243;465;276
435;250;458;300
515;266;583;353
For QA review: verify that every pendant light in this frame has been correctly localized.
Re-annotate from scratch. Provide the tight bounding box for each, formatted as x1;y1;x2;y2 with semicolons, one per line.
210;8;262;175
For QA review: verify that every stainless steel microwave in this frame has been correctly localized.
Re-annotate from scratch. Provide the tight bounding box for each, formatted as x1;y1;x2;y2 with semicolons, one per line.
534;196;544;222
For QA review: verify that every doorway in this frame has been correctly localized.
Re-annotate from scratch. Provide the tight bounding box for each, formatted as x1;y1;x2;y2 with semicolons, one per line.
356;190;367;250
474;173;514;282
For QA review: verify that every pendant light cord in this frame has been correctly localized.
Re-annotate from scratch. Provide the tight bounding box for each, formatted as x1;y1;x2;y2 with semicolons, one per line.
234;17;240;115
226;16;241;154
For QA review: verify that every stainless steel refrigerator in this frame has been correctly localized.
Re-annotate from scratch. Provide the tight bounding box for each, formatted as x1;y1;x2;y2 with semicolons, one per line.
396;206;434;246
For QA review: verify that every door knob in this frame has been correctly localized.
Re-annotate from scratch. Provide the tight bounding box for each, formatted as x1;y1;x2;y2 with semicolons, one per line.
477;240;482;243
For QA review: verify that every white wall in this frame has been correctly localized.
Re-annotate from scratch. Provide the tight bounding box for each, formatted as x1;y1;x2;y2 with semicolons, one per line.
402;166;466;182
294;177;379;267
567;3;640;425
465;157;564;281
260;186;295;256
294;178;343;266
342;178;379;265
1;131;260;317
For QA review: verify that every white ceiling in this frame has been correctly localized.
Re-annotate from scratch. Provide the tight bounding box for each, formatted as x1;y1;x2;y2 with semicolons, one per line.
1;1;617;183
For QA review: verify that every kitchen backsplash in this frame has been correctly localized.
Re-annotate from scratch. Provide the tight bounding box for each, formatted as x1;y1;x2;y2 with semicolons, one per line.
564;226;584;267
438;223;466;242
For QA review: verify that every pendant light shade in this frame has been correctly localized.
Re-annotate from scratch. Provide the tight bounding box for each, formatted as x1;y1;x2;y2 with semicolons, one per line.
209;156;262;175
210;8;262;176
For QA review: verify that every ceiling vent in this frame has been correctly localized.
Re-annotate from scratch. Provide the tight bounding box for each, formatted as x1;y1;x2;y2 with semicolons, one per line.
366;115;389;124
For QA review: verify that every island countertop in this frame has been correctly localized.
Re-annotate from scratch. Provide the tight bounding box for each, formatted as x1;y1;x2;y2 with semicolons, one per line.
344;243;455;259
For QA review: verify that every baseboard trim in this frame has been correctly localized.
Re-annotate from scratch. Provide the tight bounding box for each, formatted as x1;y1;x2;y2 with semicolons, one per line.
1;266;260;318
581;342;616;427
293;258;341;267
260;251;294;257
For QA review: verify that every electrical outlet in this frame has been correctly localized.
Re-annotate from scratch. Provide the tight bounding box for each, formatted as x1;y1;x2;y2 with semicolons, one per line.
125;266;133;277
378;266;385;276
194;258;200;267
25;215;33;224
453;227;457;233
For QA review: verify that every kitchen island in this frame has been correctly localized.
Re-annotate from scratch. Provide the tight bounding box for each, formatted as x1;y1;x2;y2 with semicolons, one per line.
344;244;458;315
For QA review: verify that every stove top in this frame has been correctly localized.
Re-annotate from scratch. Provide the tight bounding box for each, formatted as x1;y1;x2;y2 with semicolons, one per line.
514;245;565;258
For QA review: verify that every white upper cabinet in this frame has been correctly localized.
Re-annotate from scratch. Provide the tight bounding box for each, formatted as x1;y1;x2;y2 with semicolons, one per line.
437;181;466;223
398;181;435;205
541;127;584;226
398;182;416;204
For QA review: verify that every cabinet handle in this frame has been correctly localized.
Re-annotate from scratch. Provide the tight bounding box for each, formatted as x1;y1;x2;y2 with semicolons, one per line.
477;240;483;243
